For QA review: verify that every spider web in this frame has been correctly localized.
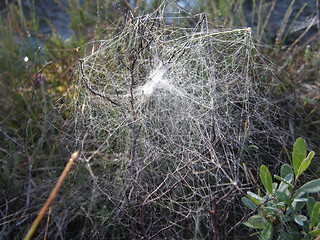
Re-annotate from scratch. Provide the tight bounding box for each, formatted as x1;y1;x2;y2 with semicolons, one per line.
69;8;289;239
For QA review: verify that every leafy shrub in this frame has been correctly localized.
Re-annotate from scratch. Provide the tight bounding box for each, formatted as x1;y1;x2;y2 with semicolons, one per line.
242;137;320;239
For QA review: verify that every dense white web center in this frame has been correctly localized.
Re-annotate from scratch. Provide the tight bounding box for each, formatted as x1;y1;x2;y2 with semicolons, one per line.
138;64;170;96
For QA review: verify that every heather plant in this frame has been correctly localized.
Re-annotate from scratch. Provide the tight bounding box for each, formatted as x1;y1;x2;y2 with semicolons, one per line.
242;137;320;240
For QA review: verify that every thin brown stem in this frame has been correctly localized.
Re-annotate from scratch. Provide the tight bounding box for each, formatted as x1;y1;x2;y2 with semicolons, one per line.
23;151;79;240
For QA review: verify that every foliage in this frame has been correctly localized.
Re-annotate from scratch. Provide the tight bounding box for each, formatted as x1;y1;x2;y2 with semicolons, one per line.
0;0;319;239
242;137;320;240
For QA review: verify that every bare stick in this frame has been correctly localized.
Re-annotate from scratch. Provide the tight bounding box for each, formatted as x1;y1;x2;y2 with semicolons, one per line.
79;59;121;107
23;151;79;240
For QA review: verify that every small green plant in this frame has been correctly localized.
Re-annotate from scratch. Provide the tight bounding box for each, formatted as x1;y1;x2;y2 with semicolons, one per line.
242;137;320;240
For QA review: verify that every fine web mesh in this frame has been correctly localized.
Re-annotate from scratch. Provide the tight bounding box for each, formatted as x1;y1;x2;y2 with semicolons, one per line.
70;11;289;239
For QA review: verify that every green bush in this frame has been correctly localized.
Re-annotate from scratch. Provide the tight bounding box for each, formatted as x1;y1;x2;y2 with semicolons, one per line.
242;137;320;239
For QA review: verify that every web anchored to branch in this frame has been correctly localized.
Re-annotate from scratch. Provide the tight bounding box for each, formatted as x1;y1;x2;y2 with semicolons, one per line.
71;11;289;239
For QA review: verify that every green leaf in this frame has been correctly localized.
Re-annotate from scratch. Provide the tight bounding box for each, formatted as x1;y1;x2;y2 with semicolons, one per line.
272;182;278;194
259;221;273;240
296;151;315;178
307;197;316;216
310;202;320;228
274;174;294;191
275;191;292;211
243;215;266;229
264;206;282;213
279;231;292;240
294;214;307;226
260;165;273;194
293;198;309;202
243;221;257;229
287;223;300;239
309;228;320;237
292;198;308;213
247;191;265;203
294;179;320;198
248;195;262;205
292;137;307;177
248;144;259;149
242;197;257;210
280;164;293;179
273;203;286;209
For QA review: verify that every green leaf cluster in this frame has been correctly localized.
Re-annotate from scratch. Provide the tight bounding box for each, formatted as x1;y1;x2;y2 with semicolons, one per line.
242;137;320;240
